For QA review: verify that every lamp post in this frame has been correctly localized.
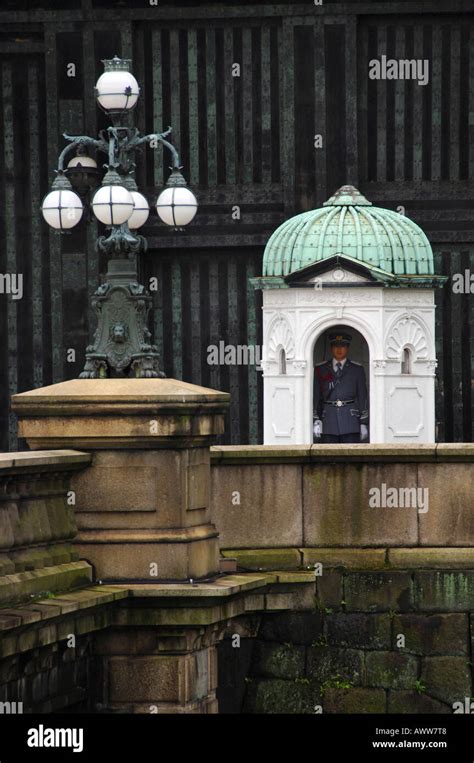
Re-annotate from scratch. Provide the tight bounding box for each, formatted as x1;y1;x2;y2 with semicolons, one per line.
41;55;198;378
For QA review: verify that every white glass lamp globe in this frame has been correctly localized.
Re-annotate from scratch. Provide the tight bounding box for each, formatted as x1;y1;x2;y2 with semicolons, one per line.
95;69;139;112
128;191;149;230
156;186;198;227
41;189;83;230
91;185;134;225
67;155;97;170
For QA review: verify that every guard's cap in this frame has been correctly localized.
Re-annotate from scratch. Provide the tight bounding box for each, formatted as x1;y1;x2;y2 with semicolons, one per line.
329;332;352;346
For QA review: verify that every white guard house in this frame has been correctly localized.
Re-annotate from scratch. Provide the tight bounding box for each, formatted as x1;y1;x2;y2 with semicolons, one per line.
252;185;448;445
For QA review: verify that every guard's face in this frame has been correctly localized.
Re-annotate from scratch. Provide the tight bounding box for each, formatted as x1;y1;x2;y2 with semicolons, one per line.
331;344;349;361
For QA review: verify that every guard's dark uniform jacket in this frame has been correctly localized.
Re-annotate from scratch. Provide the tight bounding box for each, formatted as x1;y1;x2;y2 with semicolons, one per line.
313;358;369;436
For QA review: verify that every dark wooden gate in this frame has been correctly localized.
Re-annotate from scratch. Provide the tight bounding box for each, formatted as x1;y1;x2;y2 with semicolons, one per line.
0;1;472;450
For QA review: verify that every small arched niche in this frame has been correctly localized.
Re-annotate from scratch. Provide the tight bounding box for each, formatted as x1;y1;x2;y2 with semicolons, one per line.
278;347;287;375
401;346;413;374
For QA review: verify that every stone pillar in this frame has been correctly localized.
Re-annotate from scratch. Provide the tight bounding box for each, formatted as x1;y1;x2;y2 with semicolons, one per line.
12;379;229;582
93;626;219;714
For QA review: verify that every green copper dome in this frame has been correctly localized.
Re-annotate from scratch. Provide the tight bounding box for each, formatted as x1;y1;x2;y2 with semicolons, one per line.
263;185;434;277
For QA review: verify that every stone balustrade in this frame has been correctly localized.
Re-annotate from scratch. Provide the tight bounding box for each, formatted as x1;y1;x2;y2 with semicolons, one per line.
0;451;92;607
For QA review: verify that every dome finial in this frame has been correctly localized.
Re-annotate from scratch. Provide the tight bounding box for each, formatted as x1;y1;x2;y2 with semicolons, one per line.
323;185;372;206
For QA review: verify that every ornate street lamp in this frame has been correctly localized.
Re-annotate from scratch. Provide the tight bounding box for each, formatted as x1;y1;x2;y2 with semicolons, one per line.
41;55;198;378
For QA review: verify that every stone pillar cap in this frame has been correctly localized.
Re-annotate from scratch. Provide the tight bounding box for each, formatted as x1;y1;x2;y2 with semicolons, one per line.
12;379;230;450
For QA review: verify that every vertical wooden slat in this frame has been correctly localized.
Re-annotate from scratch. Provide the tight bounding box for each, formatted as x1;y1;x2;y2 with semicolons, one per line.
314;20;327;204
190;260;201;385
223;27;235;186
246;257;258;444
170;29;181;159
227;258;240;443
280;20;294;214
45;28;63;384
450;250;462;440
3;61;17;447
470;249;474;441
153;261;164;373
449;25;460;180
242;27;253;186
83;24;99;350
345;16;358;184
358;23;368;182
394;27;406;181
208;259;220;393
261;25;271;186
421;24;432;180
120;20;133;59
187;29;199;187
152;28;163;188
433;252;444;440
171;259;182;379
460;250;472;440
431;24;442;181
376;25;387;182
412;25;424;181
206;28;217;186
28;60;43;390
469;27;474;181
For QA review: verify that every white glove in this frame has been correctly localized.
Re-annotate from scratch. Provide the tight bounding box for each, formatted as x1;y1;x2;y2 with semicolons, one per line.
360;424;369;441
313;418;323;438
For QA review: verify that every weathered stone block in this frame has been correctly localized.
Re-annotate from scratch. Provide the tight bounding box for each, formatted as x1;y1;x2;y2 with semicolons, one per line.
325;613;391;650
222;548;302;571
323;687;386;713
243;678;318;714
345;571;413;612
413;571;474;612
388;548;474;568
365;651;418;689
74;533;219;581
307;646;363;686
252;642;305;679
315;570;343;610
259;612;323;645
303;463;418;546
303;548;386;570
109;655;184;703
393;614;469;655
387;690;451;713
211;464;303;548
71;450;183;517
418;464;474;546
421;656;472;705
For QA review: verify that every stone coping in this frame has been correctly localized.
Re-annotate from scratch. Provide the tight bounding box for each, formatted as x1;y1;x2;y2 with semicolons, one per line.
12;378;230;416
113;575;270;597
221;547;474;570
0;449;91;473
211;443;474;463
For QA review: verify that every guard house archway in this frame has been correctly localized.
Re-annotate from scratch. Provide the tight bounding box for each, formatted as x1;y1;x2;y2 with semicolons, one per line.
313;324;371;440
252;185;448;445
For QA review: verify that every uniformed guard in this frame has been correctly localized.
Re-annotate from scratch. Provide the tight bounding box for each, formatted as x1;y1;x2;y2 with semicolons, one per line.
313;332;369;443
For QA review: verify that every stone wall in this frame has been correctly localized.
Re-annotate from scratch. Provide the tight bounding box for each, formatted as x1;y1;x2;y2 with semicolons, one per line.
239;570;473;714
1;442;473;714
211;444;474;550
